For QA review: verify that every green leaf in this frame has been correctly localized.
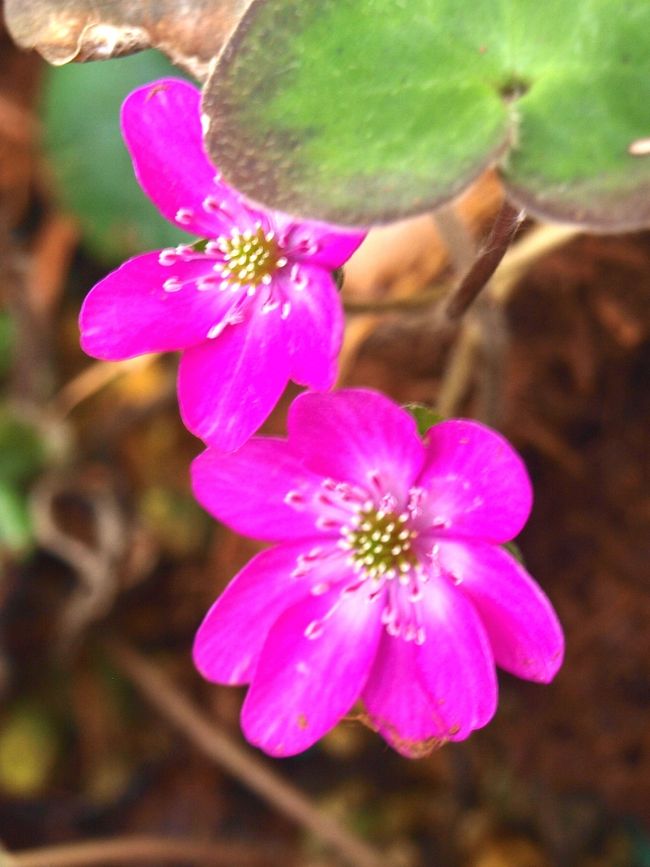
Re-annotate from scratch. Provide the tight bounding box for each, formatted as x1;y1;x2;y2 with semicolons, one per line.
42;51;191;264
0;314;15;380
404;403;444;438
0;482;33;553
205;0;650;230
0;413;45;486
0;703;59;796
503;540;525;565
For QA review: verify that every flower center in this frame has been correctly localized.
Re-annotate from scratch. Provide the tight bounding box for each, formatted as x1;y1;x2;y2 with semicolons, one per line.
343;506;418;580
217;227;284;288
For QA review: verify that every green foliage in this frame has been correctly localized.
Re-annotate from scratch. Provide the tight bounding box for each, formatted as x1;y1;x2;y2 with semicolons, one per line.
404;403;445;438
205;0;650;230
0;413;45;487
0;313;15;380
41;51;190;264
0;413;47;554
0;482;32;554
503;539;525;565
0;703;60;796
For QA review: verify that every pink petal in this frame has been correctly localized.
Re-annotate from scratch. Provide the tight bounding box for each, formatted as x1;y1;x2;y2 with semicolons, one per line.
122;79;247;237
361;635;454;758
272;212;367;269
416;574;497;740
191;439;324;541
288;390;425;504
193;541;321;685
178;304;290;451
284;264;343;390
241;575;382;756
80;252;234;359
436;540;564;683
417;420;532;543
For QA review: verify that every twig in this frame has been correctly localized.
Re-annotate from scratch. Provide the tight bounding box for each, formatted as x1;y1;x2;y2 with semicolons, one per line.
436;319;482;418
473;300;510;426
444;201;525;320
5;835;274;867
435;222;583;420
343;282;448;314
50;356;155;417
0;217;53;403
105;638;396;867
30;475;125;652
342;222;581;317
489;222;582;303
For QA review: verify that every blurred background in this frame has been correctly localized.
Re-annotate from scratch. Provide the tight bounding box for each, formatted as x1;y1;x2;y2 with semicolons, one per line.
0;13;649;867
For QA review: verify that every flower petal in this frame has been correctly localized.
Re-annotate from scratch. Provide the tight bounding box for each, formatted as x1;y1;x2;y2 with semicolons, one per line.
241;575;382;756
122;79;245;237
284;264;343;390
193;541;321;685
80;252;232;358
416;574;497;740
418;420;532;543
191;439;324;541
178;304;290;451
436;540;564;683
361;635;453;758
272;212;367;269
288;389;425;503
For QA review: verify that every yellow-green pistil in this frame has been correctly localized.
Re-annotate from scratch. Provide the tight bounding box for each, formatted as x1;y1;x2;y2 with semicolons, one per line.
217;227;287;288
344;506;418;580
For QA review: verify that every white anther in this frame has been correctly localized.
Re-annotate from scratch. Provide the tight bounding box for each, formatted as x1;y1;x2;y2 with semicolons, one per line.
304;620;324;640
175;207;194;224
163;277;182;292
207;321;226;339
158;248;178;266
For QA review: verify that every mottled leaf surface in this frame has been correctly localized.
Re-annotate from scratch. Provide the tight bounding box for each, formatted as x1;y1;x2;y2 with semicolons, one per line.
4;0;250;80
203;0;650;230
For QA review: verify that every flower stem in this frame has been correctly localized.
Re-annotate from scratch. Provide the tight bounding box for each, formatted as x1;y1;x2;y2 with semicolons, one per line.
444;200;525;320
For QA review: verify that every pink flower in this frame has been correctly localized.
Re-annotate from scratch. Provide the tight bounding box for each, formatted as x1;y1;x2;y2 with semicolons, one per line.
192;389;564;758
79;79;365;452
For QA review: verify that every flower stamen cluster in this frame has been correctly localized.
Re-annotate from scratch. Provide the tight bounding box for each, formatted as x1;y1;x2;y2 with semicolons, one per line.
342;506;417;579
217;226;288;290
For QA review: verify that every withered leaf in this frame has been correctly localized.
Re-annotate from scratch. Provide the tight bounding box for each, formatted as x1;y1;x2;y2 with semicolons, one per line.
4;0;251;81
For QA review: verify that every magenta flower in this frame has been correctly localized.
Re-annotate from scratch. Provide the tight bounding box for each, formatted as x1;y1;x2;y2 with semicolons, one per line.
192;389;564;758
79;79;365;452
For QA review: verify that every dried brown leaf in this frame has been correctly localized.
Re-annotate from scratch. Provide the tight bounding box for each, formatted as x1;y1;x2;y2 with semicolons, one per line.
4;0;251;80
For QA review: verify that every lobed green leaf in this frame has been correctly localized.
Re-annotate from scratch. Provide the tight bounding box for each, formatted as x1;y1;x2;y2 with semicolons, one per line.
203;0;650;230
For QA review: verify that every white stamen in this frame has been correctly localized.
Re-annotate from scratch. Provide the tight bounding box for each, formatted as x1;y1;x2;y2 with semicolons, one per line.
175;207;194;225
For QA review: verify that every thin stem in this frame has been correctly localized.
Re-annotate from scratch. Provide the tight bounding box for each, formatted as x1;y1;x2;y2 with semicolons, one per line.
342;223;581;317
7;836;273;867
343;282;449;313
489;222;582;303
105;639;396;867
436;320;482;418
444;200;525;320
49;356;155;417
